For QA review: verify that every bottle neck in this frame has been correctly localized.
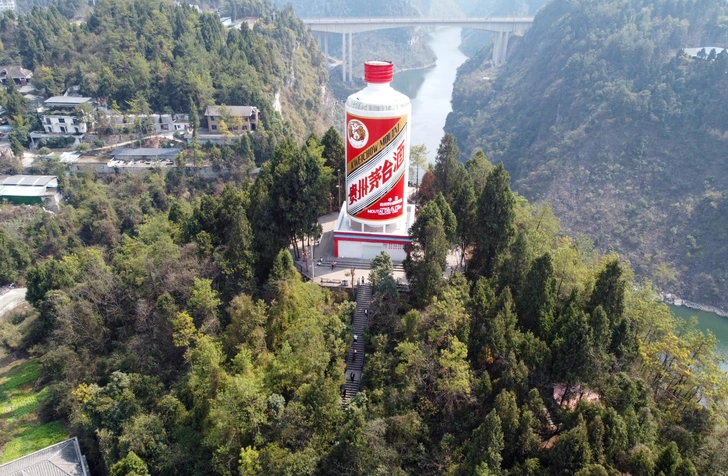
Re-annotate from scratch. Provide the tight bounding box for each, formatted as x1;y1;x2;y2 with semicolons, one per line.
365;82;391;91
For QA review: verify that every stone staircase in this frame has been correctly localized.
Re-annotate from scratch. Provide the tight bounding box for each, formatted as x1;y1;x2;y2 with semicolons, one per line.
342;284;372;408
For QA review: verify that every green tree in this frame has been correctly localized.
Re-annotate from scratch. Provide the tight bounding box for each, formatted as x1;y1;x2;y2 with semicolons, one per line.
0;228;31;285
110;451;151;476
434;192;457;244
551;416;593;475
587;258;626;324
465;409;504;474
471;164;516;278
433;133;461;201
466;150;494;195
409;143;428;193
369;251;394;292
517;252;557;338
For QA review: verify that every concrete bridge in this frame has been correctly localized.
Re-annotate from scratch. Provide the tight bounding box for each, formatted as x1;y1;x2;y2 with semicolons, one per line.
302;17;535;81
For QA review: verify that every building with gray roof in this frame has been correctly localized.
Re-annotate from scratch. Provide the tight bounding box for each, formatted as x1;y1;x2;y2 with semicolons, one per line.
0;437;90;476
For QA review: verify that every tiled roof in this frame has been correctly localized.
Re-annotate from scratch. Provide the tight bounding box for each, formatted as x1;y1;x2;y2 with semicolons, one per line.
0;66;32;78
0;437;90;476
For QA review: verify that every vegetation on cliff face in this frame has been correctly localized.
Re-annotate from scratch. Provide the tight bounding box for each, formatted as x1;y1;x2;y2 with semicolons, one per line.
446;0;728;309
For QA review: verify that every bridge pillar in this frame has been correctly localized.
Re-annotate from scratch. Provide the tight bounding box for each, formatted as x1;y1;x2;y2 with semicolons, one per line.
349;32;353;82
493;31;510;66
324;33;328;62
342;32;346;81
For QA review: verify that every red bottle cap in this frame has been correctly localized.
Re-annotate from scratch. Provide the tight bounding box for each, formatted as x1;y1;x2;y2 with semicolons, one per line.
364;61;394;83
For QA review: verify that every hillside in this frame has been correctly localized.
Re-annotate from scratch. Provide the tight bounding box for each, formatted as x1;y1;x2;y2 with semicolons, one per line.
0;0;330;141
445;0;728;309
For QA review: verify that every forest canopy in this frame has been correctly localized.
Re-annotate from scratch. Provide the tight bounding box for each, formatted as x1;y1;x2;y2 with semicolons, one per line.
2;133;727;475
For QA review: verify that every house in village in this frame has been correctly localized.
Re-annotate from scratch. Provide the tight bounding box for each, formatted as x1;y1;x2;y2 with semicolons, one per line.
102;113;190;134
204;105;258;133
30;96;94;148
0;65;32;87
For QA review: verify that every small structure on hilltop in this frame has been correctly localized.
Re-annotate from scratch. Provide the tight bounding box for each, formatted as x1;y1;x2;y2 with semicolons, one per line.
0;437;91;476
0;175;61;209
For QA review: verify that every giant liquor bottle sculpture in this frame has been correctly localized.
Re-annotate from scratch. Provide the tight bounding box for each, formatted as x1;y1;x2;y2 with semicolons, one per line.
333;61;415;261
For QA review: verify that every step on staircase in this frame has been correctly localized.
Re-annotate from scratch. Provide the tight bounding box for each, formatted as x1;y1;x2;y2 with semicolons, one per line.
342;284;372;408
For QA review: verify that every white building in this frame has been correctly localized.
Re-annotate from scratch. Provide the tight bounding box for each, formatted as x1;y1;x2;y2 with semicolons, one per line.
103;113;190;134
0;0;16;13
39;96;93;134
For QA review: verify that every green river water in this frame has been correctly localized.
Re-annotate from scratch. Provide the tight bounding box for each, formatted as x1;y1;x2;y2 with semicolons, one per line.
668;304;728;369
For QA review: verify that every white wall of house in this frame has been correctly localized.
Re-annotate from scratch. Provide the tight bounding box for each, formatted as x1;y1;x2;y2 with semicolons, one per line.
42;115;87;134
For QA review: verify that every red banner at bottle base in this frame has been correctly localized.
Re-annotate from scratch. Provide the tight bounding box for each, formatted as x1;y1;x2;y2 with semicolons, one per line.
345;113;408;222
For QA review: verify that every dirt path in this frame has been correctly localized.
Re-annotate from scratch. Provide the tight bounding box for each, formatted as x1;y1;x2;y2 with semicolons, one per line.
0;289;28;321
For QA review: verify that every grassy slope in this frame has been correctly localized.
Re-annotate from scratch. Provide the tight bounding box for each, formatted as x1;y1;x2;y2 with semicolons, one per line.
0;307;67;464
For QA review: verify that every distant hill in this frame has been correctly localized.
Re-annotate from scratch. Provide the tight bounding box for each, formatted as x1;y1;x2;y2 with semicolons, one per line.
446;0;728;309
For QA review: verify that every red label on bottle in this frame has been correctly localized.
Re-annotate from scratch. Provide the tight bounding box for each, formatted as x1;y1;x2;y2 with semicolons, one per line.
345;113;408;221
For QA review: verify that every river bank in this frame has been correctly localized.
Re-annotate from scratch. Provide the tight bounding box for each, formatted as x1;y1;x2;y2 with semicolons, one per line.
661;292;728;318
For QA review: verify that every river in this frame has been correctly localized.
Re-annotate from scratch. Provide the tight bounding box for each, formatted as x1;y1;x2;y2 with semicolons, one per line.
391;27;468;164
669;304;728;370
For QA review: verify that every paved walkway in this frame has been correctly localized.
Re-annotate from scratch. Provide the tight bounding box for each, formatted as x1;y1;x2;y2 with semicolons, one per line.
341;284;371;408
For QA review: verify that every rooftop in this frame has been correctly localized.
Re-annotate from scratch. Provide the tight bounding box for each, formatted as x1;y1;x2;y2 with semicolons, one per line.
110;148;181;158
1;175;58;187
205;105;258;117
0;176;58;198
0;437;90;476
0;65;32;78
43;96;93;108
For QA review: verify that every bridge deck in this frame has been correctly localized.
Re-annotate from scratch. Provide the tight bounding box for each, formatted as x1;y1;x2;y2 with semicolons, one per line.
303;16;534;33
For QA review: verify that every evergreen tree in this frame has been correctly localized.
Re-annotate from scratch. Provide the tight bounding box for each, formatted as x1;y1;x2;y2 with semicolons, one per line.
451;173;477;265
551;416;593;475
587;258;626;324
433;192;458;244
466;150;494;196
497;230;532;296
517;252;557;337
471;164;516;278
110;451;151;476
433;133;461;201
465;409;504;474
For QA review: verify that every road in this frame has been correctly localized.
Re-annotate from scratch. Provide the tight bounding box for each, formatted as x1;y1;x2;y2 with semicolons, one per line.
0;288;28;320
